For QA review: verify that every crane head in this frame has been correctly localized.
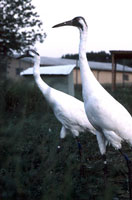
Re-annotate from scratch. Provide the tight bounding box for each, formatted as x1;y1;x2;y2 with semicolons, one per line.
52;16;87;31
17;49;39;59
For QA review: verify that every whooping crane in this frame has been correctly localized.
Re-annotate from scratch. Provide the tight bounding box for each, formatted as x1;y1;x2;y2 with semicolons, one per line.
53;16;132;155
18;49;96;155
53;16;132;194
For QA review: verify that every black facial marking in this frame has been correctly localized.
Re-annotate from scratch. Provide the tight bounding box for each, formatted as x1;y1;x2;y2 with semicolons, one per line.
72;19;83;30
72;16;87;30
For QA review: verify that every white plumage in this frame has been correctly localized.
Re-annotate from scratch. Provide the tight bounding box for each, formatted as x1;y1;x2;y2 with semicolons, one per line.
53;17;132;156
19;50;96;140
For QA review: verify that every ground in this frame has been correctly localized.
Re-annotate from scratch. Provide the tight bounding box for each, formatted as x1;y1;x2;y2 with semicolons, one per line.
0;80;132;200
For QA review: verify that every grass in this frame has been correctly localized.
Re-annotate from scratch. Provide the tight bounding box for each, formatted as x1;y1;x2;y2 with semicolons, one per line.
0;79;132;200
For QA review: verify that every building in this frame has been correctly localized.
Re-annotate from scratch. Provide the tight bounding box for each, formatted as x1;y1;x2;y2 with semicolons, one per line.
20;65;75;96
5;55;132;87
74;61;132;86
5;56;32;79
110;50;132;90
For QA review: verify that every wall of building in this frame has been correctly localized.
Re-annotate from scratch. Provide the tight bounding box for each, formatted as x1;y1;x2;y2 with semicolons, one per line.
7;57;32;79
68;71;74;96
22;74;74;96
6;57;132;87
73;68;132;85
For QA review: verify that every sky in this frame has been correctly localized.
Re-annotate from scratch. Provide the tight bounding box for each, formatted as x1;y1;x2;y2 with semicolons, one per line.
32;0;132;57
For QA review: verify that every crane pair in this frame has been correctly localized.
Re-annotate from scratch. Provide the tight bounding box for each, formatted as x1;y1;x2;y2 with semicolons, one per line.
19;16;132;199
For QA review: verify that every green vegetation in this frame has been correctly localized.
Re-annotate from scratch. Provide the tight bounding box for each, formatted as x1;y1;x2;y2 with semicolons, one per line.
0;0;46;80
0;0;45;55
0;79;132;200
62;51;111;63
63;51;132;67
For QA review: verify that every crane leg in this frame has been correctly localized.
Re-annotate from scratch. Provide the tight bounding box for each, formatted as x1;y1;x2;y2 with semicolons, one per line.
102;154;108;185
119;150;132;200
57;138;64;153
57;144;61;153
75;137;82;159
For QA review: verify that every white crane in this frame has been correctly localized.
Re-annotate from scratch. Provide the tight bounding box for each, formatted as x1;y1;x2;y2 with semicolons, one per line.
53;16;132;155
18;49;96;154
53;16;132;195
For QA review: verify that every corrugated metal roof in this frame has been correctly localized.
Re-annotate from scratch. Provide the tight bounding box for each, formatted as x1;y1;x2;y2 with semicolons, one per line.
40;57;76;66
21;56;76;66
20;56;132;73
20;64;76;76
89;61;132;72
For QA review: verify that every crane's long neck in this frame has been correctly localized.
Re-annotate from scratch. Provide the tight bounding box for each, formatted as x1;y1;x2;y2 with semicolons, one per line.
79;28;101;101
33;56;52;103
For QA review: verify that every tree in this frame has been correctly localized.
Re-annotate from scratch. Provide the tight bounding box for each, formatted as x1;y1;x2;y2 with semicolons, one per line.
0;0;46;55
62;51;111;63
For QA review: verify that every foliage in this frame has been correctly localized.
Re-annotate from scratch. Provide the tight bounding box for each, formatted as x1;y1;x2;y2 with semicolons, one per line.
0;0;46;55
0;79;132;199
62;51;111;63
63;51;132;67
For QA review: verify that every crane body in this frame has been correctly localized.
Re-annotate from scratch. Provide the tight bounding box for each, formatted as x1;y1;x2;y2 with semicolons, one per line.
18;50;96;140
78;23;132;151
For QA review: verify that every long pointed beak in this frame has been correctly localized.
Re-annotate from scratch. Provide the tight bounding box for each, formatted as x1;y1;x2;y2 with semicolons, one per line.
52;20;73;28
17;54;27;59
17;51;33;59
